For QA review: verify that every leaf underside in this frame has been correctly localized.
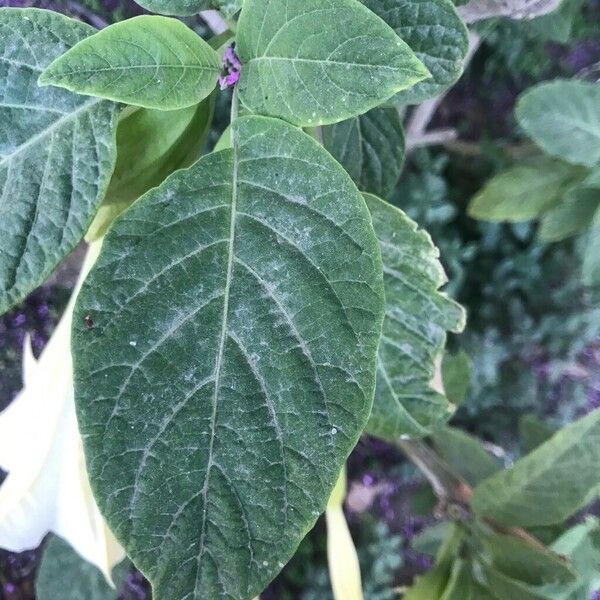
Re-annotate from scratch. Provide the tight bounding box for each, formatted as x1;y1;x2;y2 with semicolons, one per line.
0;8;118;315
73;116;385;600
40;16;221;111
363;194;466;440
322;107;406;199
236;0;429;126
363;0;469;106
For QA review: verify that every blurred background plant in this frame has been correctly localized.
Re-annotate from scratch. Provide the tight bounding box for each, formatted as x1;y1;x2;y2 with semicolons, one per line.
0;0;599;598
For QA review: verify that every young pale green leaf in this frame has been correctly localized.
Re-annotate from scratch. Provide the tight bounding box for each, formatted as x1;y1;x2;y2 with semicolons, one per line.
516;80;600;168
134;0;242;17
322;107;405;199
40;16;221;110
583;205;600;287
87;97;214;241
468;159;584;222
363;194;466;440
538;184;600;242
472;409;600;527
432;427;501;486
236;0;429;126
441;350;471;406
362;0;469;106
72;115;385;600
0;8;118;316
36;536;129;600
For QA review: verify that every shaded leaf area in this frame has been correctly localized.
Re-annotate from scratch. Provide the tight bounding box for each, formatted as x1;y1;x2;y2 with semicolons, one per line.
134;0;242;17
87;97;214;240
472;408;600;527
40;16;221;110
364;194;465;441
73;116;385;600
363;0;469;105
516;80;600;169
0;8;119;315
36;536;129;600
323;107;405;199
236;0;429;126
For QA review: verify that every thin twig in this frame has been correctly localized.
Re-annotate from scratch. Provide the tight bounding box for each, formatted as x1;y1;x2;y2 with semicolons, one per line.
62;0;108;29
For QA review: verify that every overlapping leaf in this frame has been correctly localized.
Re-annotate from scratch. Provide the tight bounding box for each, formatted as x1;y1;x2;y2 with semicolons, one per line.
363;0;469;105
87;98;214;240
322;107;405;199
40;16;221;110
0;8;118;315
72;116;385;600
236;0;429;126
363;194;465;440
134;0;242;17
516;80;600;168
473;409;600;527
36;536;129;600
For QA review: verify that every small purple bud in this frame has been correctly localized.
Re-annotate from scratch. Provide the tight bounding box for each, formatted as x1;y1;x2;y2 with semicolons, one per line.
219;44;242;90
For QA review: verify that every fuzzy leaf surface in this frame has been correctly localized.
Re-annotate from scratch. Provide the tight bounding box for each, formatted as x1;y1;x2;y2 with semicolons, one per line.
72;115;385;600
0;8;118;315
40;16;221;110
516;80;600;168
236;0;429;126
363;0;469;105
363;194;465;440
322;107;405;198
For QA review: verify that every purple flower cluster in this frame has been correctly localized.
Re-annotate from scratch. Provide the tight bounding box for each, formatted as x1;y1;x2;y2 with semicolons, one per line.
219;45;242;90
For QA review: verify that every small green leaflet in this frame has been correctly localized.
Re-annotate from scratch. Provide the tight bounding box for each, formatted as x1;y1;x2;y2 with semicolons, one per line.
0;8;118;315
134;0;242;17
40;16;221;111
516;80;600;169
472;408;600;527
538;184;600;242
432;427;501;486
363;194;465;440
236;0;429;126
87;98;214;240
468;159;584;222
322;107;406;199
441;350;471;406
36;536;129;600
73;116;385;600
362;0;469;106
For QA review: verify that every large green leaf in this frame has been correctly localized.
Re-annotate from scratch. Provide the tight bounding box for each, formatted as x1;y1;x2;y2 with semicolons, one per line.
322;107;405;199
72;116;385;600
363;0;469;106
516;80;600;168
440;560;495;599
472;409;600;527
134;0;242;16
40;16;221;110
0;8;118;315
468;159;584;222
36;536;129;600
363;194;465;440
236;0;429;127
87;97;214;240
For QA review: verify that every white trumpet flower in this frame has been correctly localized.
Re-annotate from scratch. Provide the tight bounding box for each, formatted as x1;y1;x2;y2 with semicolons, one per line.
0;241;125;583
